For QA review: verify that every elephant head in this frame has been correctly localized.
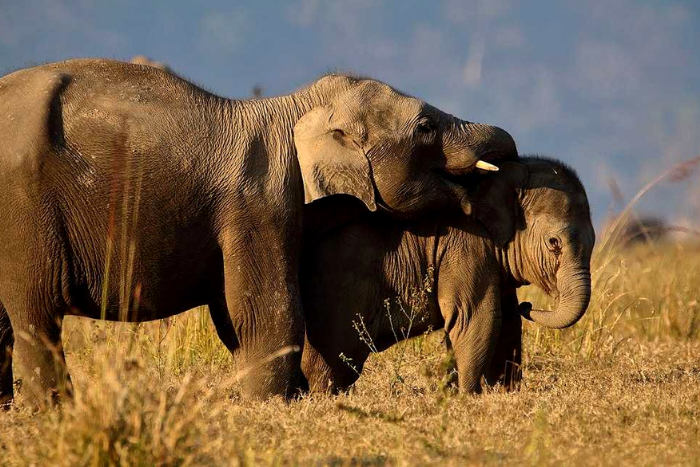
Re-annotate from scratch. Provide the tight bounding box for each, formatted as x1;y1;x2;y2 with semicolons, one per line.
474;156;596;329
294;75;518;217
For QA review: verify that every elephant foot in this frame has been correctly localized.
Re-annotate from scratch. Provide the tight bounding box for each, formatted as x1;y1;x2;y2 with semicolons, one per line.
236;345;302;399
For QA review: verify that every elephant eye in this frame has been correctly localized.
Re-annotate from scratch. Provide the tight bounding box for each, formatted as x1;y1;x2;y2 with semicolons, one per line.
415;118;436;135
547;236;562;254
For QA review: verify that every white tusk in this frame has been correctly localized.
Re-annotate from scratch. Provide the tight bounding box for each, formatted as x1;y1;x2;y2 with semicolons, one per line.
475;160;499;172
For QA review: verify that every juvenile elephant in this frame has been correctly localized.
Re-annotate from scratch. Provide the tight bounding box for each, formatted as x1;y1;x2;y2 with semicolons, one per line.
301;157;595;393
0;59;516;406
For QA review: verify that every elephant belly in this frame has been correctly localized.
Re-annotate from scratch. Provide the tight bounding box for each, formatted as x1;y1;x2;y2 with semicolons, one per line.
67;247;223;323
59;186;225;323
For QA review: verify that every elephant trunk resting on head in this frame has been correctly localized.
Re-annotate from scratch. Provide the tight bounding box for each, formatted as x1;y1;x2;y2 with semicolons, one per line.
300;157;595;393
0;59;517;407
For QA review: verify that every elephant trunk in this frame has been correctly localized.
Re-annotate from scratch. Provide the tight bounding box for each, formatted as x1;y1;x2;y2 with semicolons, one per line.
443;121;518;174
520;266;591;329
466;122;519;162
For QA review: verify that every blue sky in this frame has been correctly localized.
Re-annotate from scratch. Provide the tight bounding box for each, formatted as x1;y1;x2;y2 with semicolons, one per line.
1;0;698;227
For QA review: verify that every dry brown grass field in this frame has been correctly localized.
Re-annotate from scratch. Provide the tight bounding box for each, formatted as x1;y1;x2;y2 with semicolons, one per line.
0;235;698;466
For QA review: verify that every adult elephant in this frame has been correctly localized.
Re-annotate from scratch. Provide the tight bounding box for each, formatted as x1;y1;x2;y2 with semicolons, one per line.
0;59;516;407
301;157;595;393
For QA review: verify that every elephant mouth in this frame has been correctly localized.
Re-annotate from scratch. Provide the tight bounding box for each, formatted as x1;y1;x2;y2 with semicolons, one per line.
518;301;533;317
437;168;484;193
518;287;560;317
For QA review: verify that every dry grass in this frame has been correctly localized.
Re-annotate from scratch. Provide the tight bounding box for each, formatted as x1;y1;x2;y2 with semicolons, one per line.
0;240;698;466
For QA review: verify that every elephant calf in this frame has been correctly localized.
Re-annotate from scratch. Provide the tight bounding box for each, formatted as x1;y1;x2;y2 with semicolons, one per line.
301;156;595;393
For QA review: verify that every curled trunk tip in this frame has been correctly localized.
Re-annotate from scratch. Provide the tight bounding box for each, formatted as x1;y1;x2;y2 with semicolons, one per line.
519;268;591;329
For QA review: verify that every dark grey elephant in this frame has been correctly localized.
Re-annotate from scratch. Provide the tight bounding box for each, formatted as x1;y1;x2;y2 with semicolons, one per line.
301;157;595;393
0;59;516;407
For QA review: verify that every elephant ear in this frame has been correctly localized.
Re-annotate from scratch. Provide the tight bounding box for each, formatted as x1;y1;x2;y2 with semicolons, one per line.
473;162;529;246
294;105;377;211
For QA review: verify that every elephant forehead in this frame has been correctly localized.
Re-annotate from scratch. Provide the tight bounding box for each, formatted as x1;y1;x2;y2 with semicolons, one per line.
525;188;587;219
351;81;424;113
332;90;424;138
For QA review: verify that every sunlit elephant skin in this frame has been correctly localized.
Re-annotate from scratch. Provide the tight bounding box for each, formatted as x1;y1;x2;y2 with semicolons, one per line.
301;157;595;394
0;59;517;407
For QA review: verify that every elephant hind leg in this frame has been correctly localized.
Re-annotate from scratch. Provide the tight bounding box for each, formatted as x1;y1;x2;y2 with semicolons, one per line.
5;299;72;409
0;301;13;408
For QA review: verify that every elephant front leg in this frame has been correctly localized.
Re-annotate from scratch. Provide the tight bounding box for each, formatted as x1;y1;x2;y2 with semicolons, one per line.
448;296;501;393
484;289;522;390
219;224;305;399
0;302;14;407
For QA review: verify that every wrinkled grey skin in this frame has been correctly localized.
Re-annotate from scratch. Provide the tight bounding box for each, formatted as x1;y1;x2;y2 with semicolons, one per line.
0;59;516;407
301;157;595;393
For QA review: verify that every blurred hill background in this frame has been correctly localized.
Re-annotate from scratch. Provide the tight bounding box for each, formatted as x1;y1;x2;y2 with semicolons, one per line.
1;0;698;231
